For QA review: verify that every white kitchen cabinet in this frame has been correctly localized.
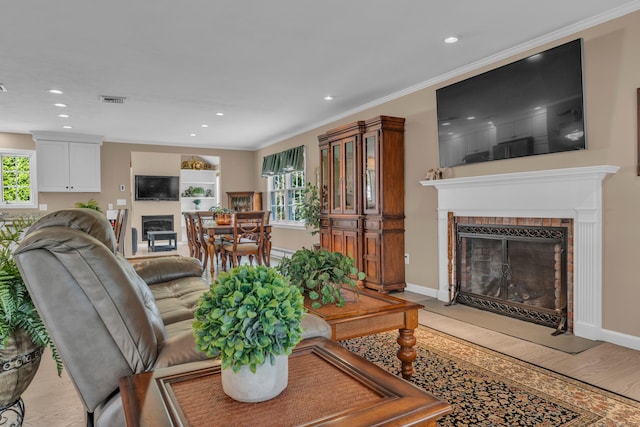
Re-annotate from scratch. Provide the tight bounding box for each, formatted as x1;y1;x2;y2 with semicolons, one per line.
32;132;103;192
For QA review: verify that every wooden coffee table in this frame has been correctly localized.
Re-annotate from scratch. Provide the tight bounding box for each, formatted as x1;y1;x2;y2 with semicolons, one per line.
119;337;451;427
304;287;423;380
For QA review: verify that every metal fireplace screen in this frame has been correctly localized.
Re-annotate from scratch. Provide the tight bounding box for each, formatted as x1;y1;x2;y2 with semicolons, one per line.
455;224;567;332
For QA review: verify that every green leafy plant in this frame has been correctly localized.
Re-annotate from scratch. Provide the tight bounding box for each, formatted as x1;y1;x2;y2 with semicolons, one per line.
277;248;365;309
192;265;305;373
0;216;63;375
297;182;321;235
74;198;102;212
209;205;234;215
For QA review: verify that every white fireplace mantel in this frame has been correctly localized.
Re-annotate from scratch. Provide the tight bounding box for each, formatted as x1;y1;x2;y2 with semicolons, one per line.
420;165;619;341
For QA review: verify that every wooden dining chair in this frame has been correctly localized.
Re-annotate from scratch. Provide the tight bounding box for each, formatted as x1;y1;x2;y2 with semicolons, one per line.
193;211;214;272
183;212;200;260
113;208;128;255
220;211;266;270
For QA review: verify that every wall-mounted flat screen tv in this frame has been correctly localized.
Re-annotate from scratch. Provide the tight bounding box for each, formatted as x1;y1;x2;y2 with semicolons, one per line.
134;175;180;201
436;38;586;168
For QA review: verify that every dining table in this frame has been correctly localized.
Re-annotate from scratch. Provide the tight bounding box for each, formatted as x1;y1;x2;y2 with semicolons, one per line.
201;220;272;276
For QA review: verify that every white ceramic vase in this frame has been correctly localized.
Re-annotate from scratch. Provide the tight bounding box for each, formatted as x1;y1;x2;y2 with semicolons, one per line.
220;354;288;402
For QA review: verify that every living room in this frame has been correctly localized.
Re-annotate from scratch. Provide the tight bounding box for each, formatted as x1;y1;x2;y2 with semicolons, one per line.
3;2;640;425
3;5;640;349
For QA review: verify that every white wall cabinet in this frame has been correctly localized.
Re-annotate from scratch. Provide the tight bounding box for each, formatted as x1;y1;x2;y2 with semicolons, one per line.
32;132;103;192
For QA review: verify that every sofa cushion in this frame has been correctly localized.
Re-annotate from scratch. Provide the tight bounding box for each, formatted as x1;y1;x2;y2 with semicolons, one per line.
133;256;204;285
149;277;210;325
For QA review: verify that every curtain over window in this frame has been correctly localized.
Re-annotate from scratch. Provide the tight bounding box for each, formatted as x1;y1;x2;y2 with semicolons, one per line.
261;145;305;177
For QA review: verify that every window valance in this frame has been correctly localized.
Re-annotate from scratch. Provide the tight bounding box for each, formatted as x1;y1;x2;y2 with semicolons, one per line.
261;145;305;177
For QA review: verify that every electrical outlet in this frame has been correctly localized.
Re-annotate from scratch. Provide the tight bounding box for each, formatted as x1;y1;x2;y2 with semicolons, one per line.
120;184;126;192
404;253;409;265
38;204;47;211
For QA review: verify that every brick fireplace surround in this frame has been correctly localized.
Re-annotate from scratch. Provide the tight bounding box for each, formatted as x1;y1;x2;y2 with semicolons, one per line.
420;165;618;341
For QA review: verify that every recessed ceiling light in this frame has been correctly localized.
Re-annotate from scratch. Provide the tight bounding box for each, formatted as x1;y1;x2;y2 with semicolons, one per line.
324;95;334;101
49;89;63;94
54;103;67;108
189;133;197;137
62;125;72;129
216;112;224;116
442;122;450;126
466;116;475;120
201;124;209;128
58;114;70;118
444;36;459;44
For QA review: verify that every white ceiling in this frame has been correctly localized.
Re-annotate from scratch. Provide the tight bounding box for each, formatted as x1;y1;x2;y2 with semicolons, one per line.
1;1;639;151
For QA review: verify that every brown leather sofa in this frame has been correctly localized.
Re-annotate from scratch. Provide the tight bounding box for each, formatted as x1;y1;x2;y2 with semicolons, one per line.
14;209;331;426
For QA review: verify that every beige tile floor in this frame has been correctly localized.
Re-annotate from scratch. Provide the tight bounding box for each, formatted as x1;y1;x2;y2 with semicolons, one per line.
19;246;640;425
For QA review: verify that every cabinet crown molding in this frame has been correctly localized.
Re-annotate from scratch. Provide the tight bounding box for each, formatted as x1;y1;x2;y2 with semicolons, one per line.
31;131;104;145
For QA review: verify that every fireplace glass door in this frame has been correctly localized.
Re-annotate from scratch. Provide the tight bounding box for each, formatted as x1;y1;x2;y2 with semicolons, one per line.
456;224;567;330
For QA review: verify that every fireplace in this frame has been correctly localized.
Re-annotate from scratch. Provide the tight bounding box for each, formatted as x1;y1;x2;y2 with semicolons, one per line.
453;218;571;333
420;165;619;341
141;215;174;241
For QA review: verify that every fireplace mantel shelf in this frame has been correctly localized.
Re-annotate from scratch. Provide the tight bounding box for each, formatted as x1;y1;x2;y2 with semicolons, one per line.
419;165;619;189
421;164;620;342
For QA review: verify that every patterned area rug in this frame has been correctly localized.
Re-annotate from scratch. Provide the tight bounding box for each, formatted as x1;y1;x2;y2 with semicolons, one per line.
341;327;640;426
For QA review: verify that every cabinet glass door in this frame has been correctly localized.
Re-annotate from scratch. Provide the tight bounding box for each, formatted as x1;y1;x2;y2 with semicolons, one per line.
332;144;341;211
344;140;355;211
364;134;377;211
320;147;329;211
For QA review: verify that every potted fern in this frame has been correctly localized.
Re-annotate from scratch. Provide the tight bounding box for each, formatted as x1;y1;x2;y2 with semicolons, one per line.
277;248;365;309
0;216;63;414
192;265;305;402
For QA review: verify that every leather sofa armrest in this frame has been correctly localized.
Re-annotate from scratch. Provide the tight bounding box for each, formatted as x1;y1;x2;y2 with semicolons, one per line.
133;256;204;286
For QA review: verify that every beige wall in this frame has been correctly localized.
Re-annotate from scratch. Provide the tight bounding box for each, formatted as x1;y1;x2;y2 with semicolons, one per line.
2;10;640;341
257;10;640;339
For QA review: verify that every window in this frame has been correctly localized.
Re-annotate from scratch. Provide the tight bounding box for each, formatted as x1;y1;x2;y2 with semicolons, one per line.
268;170;305;224
1;149;37;209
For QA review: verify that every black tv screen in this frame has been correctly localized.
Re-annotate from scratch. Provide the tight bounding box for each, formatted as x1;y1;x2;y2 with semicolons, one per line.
134;175;179;201
436;39;586;168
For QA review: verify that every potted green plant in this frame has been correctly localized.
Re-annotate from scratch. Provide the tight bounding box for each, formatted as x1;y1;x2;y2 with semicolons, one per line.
0;216;63;414
276;247;365;309
192;265;305;402
74;198;102;212
209;205;234;225
297;182;321;236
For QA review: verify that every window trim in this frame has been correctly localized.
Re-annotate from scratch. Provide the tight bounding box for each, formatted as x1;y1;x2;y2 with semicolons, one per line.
1;148;38;209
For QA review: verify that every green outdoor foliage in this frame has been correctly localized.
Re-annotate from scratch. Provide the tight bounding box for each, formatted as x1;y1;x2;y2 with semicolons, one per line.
192;265;305;373
277;248;366;309
0;216;63;375
74;198;102;212
297;182;321;235
1;154;32;203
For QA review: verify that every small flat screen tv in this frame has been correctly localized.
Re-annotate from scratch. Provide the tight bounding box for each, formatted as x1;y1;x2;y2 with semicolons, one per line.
436;39;586;168
134;175;180;201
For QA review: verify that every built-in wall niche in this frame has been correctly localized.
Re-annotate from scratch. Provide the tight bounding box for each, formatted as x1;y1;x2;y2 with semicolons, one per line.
179;155;220;213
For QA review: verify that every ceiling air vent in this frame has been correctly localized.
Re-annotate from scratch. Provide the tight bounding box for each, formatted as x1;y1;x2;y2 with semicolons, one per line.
0;84;7;93
99;95;126;104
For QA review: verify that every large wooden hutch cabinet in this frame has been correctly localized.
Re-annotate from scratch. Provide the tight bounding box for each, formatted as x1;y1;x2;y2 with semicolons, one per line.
318;116;405;293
